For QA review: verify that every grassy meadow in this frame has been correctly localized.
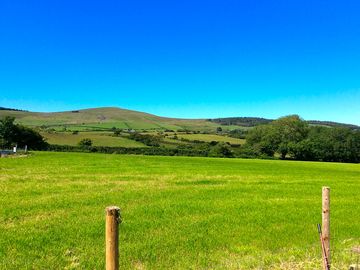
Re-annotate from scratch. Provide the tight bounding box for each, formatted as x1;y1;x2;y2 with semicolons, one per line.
41;132;147;148
172;133;245;144
1;152;359;269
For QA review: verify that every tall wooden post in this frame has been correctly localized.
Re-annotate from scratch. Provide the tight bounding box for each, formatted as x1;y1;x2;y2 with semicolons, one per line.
322;187;330;266
106;206;121;270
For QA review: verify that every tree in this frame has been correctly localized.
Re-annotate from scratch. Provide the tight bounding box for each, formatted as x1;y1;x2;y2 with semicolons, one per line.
272;115;309;159
15;125;48;150
78;138;92;147
245;115;309;158
113;129;122;136
208;142;233;157
246;116;360;163
0;116;47;149
246;124;279;156
0;116;17;147
129;133;160;147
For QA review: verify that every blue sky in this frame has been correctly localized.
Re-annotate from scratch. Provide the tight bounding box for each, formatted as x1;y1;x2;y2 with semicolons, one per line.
1;0;360;124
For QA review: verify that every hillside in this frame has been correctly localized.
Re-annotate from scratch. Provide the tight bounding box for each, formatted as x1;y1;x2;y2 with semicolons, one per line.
1;106;358;131
0;107;224;132
1;107;359;161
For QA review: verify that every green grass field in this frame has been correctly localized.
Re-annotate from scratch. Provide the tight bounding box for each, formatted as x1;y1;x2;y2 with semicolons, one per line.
173;133;245;144
40;130;245;148
1;152;359;269
41;132;147;147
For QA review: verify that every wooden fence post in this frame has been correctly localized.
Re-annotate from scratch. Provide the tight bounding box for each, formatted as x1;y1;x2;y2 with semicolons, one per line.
322;187;330;266
106;206;121;270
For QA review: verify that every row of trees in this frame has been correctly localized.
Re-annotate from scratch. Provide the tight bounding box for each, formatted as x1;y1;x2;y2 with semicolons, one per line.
245;115;360;162
48;141;235;158
129;133;161;147
0;117;48;150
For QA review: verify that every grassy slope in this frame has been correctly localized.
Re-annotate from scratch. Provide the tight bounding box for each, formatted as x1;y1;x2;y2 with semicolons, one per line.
0;107;247;146
0;107;222;131
1;152;359;269
1;107;358;131
41;132;147;147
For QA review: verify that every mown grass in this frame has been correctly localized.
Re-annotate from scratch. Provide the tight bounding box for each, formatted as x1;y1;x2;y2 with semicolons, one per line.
0;152;359;269
41;132;146;147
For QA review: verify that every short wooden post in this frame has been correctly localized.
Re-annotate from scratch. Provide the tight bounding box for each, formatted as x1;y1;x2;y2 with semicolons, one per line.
322;187;330;266
106;206;121;270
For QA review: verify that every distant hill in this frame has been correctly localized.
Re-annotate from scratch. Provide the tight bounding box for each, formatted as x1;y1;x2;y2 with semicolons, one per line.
307;120;360;130
0;107;222;131
208;117;272;127
0;107;27;112
0;106;359;131
209;117;360;130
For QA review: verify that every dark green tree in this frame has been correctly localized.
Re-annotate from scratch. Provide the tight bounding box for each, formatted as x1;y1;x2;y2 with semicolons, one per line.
113;129;122;136
272;115;309;158
78;138;93;147
0;116;17;147
0;116;47;149
246;115;309;158
208;142;233;158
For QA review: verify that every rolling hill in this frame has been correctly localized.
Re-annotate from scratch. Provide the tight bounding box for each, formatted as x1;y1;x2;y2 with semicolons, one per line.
0;107;223;131
1;106;358;131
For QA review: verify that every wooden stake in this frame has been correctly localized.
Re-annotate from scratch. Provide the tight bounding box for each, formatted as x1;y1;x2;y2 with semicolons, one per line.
106;206;121;270
322;187;330;266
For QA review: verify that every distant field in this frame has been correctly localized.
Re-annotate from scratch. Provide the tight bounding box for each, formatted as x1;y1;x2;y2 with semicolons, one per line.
41;132;146;147
1;152;359;269
173;133;245;144
40;130;245;148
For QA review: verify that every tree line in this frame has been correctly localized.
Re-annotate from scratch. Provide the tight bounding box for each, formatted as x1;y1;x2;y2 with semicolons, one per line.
244;115;360;162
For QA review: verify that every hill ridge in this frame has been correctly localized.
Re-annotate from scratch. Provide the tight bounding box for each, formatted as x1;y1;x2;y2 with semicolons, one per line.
0;106;359;131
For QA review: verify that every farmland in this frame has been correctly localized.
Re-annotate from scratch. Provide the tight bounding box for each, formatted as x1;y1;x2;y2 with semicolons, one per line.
172;133;245;144
0;107;249;148
1;152;359;269
2;107;359;154
41;132;147;148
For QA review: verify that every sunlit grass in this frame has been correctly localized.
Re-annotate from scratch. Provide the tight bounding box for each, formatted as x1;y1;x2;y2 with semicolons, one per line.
41;131;146;147
0;152;359;269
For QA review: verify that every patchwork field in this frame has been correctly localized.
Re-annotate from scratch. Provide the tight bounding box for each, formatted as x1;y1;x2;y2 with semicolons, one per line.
0;152;359;269
41;132;147;148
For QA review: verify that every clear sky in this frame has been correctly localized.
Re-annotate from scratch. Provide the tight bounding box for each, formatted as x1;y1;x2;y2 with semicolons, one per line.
1;0;360;124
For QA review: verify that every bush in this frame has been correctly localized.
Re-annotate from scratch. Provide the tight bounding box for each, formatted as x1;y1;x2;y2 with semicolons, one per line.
78;138;92;147
129;133;161;147
208;142;233;158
